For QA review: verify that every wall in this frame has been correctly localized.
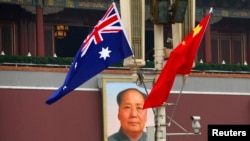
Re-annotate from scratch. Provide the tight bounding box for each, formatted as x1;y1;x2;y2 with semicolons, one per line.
0;89;102;141
0;66;249;141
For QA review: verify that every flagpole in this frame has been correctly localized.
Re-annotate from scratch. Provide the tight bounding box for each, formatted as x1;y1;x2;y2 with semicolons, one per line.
153;24;166;141
154;0;195;140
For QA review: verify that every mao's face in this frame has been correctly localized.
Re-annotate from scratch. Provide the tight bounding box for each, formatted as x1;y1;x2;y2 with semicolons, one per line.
118;90;147;135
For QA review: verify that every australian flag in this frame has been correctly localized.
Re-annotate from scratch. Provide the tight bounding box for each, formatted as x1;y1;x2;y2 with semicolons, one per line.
46;2;133;105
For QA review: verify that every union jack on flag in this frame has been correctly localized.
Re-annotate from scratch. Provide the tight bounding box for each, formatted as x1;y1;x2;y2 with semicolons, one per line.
46;2;133;105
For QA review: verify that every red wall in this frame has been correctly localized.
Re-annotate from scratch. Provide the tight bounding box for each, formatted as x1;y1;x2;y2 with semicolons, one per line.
0;89;102;141
165;93;250;141
0;89;249;141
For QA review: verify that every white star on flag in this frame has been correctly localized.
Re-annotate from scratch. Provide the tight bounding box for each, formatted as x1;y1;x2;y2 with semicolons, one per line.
99;47;111;60
74;62;78;69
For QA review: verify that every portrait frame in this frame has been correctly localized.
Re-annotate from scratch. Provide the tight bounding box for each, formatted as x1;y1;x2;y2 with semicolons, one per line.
101;76;155;141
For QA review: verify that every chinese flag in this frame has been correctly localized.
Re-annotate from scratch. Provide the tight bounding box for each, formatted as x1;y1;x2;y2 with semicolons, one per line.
143;9;213;109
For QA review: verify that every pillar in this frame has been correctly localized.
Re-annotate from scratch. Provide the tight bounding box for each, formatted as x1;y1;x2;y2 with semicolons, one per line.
36;6;45;56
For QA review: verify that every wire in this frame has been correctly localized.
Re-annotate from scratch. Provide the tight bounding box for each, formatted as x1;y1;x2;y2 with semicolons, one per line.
131;56;157;116
168;75;187;126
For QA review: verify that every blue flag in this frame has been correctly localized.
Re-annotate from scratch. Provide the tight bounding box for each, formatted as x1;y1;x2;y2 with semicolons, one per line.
46;2;133;105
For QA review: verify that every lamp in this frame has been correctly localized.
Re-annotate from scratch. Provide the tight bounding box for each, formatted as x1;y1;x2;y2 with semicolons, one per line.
54;24;68;39
150;0;171;24
171;0;188;23
150;0;188;24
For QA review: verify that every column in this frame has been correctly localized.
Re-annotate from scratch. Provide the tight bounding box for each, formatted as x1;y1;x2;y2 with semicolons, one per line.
36;6;45;56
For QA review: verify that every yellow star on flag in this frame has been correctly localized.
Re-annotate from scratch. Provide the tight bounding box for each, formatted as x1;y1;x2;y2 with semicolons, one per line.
181;41;186;45
193;24;202;37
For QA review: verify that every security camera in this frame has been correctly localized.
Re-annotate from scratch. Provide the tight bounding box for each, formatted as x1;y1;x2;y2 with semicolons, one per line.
190;116;201;134
191;116;201;121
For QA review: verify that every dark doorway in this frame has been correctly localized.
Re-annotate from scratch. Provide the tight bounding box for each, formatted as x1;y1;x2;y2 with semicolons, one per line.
55;26;91;57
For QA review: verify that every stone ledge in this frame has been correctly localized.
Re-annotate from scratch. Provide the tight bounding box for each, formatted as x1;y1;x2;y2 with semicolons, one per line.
0;65;250;78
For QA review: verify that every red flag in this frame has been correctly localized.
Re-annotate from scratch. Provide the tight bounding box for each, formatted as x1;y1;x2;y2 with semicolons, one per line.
143;9;212;109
